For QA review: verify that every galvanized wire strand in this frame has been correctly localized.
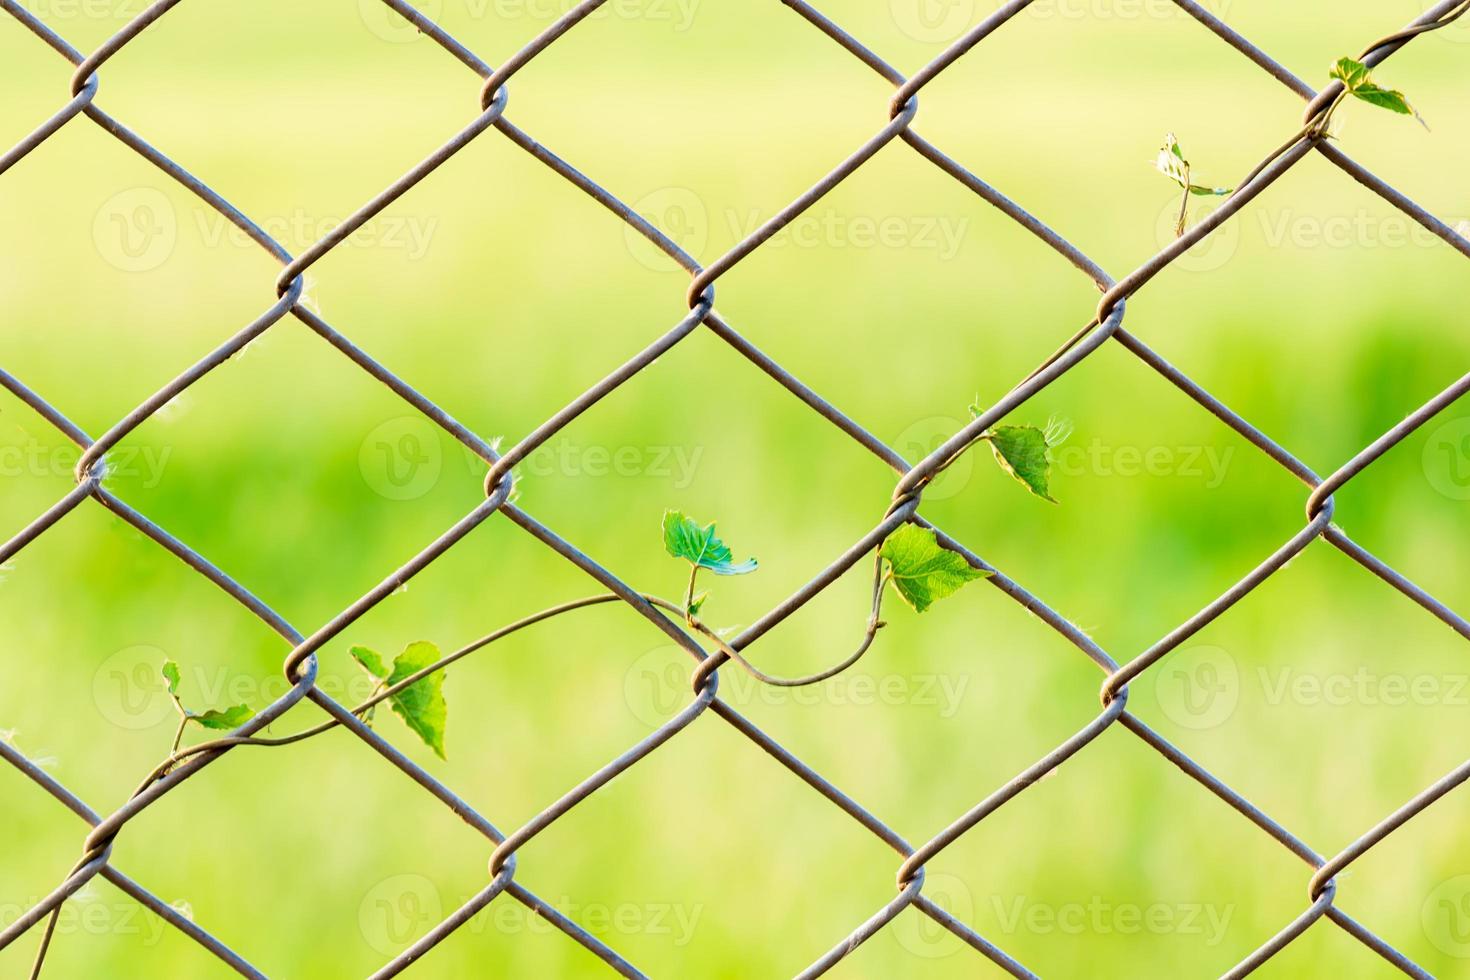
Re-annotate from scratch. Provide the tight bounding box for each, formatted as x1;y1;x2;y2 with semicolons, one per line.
3;0;1470;975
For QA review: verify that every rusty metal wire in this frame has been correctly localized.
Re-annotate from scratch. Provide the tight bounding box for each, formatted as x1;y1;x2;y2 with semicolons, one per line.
3;0;1470;976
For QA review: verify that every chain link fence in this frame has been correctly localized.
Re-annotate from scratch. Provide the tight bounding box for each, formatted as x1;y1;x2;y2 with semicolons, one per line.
4;0;1470;975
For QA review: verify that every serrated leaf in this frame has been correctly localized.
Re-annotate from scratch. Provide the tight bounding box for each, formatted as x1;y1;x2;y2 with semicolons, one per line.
986;425;1057;503
161;660;181;696
1330;56;1425;127
385;641;448;760
1331;56;1370;90
350;645;389;680
1351;85;1413;115
662;510;757;576
194;704;254;730
880;524;989;613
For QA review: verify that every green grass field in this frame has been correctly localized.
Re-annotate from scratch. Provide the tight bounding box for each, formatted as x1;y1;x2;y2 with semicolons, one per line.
3;0;1470;976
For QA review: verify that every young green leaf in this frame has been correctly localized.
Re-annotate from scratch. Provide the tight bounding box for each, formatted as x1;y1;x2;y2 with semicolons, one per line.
880;524;990;613
194;704;255;730
1154;133;1187;184
160;660;254;731
1329;57;1425;128
662;510;757;576
349;645;389;680
351;642;448;760
161;660;181;696
1331;56;1370;90
985;424;1058;503
966;407;1065;502
1153;132;1232;197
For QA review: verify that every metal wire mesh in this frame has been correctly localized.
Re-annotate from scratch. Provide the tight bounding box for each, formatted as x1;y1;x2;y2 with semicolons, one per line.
4;0;1470;975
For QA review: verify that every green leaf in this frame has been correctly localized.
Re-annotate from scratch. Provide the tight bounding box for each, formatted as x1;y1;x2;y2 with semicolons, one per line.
1330;56;1370;90
350;645;389;680
662;510;757;576
1153;132;1190;188
880;524;990;614
161;660;181;696
1330;56;1425;127
385;641;448;760
983;424;1057;502
163;660;254;731
194;704;254;730
1351;85;1413;115
688;591;709;616
1153;133;1231;204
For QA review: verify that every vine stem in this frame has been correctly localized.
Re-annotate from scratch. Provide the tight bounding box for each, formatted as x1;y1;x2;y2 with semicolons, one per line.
30;528;921;978
1023;0;1470;391
1220;3;1470;201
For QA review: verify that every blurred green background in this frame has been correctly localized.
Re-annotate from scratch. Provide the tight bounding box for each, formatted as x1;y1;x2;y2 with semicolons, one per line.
3;0;1470;976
